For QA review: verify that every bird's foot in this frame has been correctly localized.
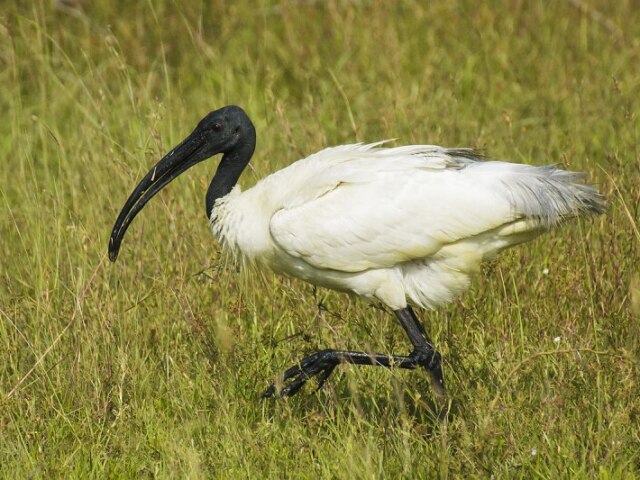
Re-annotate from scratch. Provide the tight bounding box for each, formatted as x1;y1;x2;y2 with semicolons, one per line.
412;348;446;400
262;349;338;398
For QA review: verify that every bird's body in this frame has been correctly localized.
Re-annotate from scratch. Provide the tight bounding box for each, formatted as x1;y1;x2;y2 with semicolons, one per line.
109;106;604;404
212;142;600;310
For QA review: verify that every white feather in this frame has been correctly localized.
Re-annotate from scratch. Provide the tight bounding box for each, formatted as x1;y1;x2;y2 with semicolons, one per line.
211;143;604;310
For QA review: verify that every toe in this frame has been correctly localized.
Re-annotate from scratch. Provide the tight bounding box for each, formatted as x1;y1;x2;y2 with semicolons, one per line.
262;384;276;398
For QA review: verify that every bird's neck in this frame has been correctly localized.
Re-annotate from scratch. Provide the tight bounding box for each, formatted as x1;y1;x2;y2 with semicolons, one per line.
206;137;256;220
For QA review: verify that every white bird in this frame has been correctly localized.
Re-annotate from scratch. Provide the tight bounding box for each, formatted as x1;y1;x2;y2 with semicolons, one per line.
109;105;605;400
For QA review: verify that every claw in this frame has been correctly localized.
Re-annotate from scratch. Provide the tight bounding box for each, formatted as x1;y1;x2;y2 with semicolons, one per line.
262;350;339;398
313;364;336;392
262;384;276;398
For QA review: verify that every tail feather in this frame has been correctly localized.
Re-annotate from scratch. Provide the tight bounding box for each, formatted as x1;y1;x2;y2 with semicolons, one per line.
500;165;606;227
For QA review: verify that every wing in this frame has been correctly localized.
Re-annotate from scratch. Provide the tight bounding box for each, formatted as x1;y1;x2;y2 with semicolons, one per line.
269;146;517;272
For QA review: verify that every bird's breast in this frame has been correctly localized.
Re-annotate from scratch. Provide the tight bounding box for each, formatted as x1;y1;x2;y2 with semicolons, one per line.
210;186;281;267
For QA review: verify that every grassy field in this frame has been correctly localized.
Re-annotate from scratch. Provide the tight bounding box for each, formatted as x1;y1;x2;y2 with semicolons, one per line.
1;0;639;477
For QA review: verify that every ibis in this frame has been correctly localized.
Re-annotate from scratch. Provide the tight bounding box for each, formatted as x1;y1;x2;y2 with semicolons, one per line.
109;105;605;400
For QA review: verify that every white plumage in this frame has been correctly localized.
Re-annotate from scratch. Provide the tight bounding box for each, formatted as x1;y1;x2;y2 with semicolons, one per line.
211;142;603;310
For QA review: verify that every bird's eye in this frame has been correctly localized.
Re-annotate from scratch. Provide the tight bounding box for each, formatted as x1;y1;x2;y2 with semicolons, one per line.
213;123;223;132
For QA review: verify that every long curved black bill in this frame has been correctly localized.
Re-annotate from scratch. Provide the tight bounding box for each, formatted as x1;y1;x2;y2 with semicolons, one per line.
109;131;209;262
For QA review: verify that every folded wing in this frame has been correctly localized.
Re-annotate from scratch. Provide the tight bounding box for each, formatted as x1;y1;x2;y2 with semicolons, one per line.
269;146;518;272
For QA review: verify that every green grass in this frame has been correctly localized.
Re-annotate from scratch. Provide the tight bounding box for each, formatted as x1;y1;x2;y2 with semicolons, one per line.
1;0;639;477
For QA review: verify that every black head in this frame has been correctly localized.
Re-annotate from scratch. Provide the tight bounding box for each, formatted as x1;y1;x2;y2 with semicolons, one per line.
108;105;256;262
194;105;255;154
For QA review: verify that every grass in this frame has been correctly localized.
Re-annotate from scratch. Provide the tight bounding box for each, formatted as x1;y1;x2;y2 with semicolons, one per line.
1;0;639;477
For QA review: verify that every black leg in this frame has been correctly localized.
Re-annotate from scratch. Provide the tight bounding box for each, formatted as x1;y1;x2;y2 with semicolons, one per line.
394;306;446;399
263;306;447;400
262;349;422;398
